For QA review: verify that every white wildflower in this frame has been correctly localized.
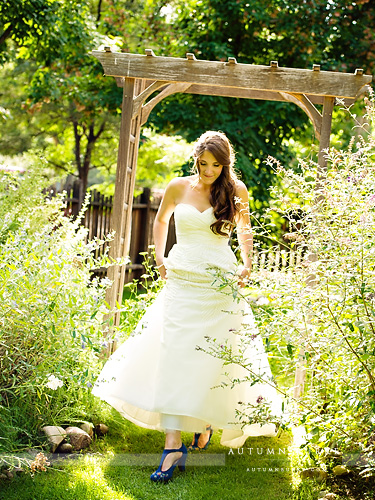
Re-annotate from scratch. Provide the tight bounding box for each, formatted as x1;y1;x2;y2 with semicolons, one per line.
46;374;63;390
256;296;270;306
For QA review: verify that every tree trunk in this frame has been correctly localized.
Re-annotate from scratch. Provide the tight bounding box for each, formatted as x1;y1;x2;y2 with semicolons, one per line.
72;119;106;208
0;25;13;46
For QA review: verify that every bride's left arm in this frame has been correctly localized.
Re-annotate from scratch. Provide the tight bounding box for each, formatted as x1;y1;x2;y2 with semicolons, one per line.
235;182;253;284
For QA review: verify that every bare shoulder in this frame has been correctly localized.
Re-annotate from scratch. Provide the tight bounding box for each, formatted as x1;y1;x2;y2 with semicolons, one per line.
167;176;195;195
234;180;249;201
167;176;191;188
164;176;192;203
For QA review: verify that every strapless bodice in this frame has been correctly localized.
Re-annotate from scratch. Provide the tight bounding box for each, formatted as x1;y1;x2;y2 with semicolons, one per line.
163;203;237;284
174;203;230;247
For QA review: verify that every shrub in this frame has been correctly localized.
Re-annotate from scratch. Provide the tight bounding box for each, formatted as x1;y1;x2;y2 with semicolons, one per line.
251;94;375;463
0;164;114;452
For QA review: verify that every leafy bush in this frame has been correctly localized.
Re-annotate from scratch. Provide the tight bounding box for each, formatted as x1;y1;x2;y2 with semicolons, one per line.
250;94;375;465
0;164;114;452
119;249;164;337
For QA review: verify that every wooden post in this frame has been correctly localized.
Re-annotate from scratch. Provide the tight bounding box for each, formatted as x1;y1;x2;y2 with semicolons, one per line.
317;96;335;172
138;187;151;257
293;96;335;399
106;77;146;331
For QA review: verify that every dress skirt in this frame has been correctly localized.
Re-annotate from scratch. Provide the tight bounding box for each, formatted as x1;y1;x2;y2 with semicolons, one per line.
93;204;282;448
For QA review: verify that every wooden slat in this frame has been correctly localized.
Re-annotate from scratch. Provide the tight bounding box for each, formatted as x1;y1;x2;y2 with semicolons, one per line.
279;92;322;139
106;77;136;311
288;251;295;272
267;252;275;271
252;249;259;269
259;252;266;269
281;250;287;270
116;79;358;106
140;82;191;125
92;51;372;98
274;250;280;271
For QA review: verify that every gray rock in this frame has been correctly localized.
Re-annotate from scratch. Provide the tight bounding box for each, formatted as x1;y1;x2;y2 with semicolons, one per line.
42;425;67;452
57;443;73;453
301;468;328;482
65;426;91;451
94;423;109;436
80;423;94;438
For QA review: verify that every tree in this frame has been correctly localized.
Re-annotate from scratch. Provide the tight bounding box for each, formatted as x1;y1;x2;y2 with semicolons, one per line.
1;0;374;201
144;0;315;207
145;0;375;207
0;0;93;65
0;0;184;195
0;1;122;194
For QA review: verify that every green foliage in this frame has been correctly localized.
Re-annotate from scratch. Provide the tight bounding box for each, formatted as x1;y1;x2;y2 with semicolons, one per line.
151;94;306;206
90;128;192;195
251;95;375;461
136;129;192;188
0;0;93;65
1;0;375;212
119;249;165;337
0;0;125;192
146;0;375;206
0;162;116;452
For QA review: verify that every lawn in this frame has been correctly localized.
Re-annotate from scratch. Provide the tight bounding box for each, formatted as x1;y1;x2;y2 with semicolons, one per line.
0;411;317;500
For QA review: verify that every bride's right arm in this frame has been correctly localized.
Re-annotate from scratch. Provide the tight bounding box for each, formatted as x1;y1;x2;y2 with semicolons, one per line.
153;179;182;278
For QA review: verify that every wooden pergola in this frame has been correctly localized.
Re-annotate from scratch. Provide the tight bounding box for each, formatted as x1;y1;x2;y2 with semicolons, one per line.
92;48;372;326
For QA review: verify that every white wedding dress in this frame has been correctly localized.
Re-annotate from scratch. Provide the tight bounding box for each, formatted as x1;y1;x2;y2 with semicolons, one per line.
93;203;281;447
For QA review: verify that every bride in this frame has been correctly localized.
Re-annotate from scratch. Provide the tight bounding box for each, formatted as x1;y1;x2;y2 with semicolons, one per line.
93;131;281;483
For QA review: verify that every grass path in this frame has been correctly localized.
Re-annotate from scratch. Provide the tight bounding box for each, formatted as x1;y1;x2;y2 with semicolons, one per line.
0;414;316;500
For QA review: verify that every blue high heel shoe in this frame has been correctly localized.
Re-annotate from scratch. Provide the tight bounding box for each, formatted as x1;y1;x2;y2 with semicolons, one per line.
150;443;188;483
188;426;213;451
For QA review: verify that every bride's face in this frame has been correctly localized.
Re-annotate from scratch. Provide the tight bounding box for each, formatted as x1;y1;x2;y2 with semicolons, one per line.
198;151;223;185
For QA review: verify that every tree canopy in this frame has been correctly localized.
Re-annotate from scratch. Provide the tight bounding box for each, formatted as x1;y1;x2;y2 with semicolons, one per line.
0;0;374;202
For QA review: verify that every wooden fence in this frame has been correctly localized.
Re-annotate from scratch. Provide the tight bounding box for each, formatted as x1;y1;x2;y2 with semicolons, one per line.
252;246;303;273
64;182;176;282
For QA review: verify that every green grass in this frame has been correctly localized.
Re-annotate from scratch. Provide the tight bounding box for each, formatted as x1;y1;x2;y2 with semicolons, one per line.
0;409;326;500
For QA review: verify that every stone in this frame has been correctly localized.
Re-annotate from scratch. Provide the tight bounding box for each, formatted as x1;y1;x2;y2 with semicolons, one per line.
323;494;337;500
57;443;73;453
42;426;67;453
80;422;94;438
65;426;91;451
5;470;13;479
332;464;350;476
94;423;109;436
301;468;328;482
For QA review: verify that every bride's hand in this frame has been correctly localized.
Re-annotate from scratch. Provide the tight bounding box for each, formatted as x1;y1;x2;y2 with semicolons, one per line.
237;266;250;288
156;263;167;280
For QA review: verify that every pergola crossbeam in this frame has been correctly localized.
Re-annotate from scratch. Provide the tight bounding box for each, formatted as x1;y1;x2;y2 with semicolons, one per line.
93;50;371;99
117;78;360;106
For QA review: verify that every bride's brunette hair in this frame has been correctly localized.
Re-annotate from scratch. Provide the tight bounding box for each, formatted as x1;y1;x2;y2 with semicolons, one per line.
193;131;239;236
